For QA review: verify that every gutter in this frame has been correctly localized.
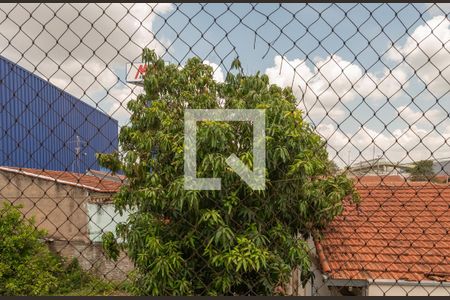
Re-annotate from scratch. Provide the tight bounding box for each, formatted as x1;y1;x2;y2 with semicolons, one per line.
324;278;450;288
325;277;369;287
368;279;450;287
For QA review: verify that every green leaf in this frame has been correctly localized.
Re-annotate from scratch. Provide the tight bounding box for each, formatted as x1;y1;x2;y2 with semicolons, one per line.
97;49;357;295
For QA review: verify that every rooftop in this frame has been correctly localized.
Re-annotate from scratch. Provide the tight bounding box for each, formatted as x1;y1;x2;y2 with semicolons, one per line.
317;182;450;283
0;166;122;193
86;169;126;183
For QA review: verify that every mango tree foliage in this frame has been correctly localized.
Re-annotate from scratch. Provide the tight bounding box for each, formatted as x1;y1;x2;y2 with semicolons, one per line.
99;49;358;295
408;160;435;181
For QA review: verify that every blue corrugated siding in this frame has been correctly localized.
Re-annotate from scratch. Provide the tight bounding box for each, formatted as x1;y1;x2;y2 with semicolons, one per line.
0;55;118;172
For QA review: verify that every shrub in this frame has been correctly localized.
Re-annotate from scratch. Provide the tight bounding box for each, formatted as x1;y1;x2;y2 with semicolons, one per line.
0;203;126;296
408;160;435;181
0;203;61;295
54;258;120;296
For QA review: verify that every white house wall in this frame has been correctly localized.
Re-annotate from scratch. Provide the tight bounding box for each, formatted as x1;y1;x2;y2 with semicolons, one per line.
368;282;450;296
87;203;130;242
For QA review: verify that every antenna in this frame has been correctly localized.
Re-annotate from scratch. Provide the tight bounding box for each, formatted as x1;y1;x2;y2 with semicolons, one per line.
373;144;375;161
68;135;87;173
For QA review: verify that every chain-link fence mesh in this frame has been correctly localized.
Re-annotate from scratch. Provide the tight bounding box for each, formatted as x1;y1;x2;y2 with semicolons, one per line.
0;2;450;296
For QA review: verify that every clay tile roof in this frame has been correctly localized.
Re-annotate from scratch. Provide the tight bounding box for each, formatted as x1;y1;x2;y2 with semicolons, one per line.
87;169;127;183
354;175;407;186
0;166;123;193
317;182;450;283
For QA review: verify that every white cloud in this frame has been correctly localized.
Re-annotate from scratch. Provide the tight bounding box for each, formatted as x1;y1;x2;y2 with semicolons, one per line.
316;123;349;149
265;56;313;94
265;16;450;167
265;55;408;123
395;105;446;125
107;84;144;127
426;3;450;17
204;60;225;83
318;122;450;167
0;3;174;105
1;4;449;165
388;15;450;98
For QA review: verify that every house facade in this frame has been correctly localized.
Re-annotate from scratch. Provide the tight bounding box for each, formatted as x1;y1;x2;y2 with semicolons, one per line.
309;177;450;296
0;166;131;281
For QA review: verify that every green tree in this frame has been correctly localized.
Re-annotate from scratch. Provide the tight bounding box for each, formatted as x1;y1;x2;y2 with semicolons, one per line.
326;160;340;175
409;160;435;181
0;203;61;295
99;49;358;295
0;203;125;296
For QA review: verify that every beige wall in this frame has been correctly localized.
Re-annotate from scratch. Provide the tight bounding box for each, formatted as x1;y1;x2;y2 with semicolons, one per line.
0;170;90;242
0;170;133;280
48;240;133;282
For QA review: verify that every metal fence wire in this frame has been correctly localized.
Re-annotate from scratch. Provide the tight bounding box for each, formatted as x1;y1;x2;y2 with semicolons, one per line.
0;2;450;296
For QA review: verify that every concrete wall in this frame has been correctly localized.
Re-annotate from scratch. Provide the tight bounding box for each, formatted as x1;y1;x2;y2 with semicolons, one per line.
0;170;134;281
87;202;130;242
48;240;133;282
0;170;90;242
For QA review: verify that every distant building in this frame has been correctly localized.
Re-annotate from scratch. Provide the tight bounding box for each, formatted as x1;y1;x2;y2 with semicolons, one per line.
433;159;450;176
348;156;411;177
310;180;450;296
0;55;118;172
0;166;131;281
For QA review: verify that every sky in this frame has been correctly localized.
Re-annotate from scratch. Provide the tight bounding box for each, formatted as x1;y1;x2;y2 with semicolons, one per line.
0;3;449;167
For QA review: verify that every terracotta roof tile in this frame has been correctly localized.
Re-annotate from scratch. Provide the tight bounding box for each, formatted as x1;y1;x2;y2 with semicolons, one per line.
317;182;450;282
0;166;122;193
355;175;407;185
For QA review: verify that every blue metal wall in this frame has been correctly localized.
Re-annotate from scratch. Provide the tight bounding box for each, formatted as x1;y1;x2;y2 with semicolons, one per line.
0;56;118;172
